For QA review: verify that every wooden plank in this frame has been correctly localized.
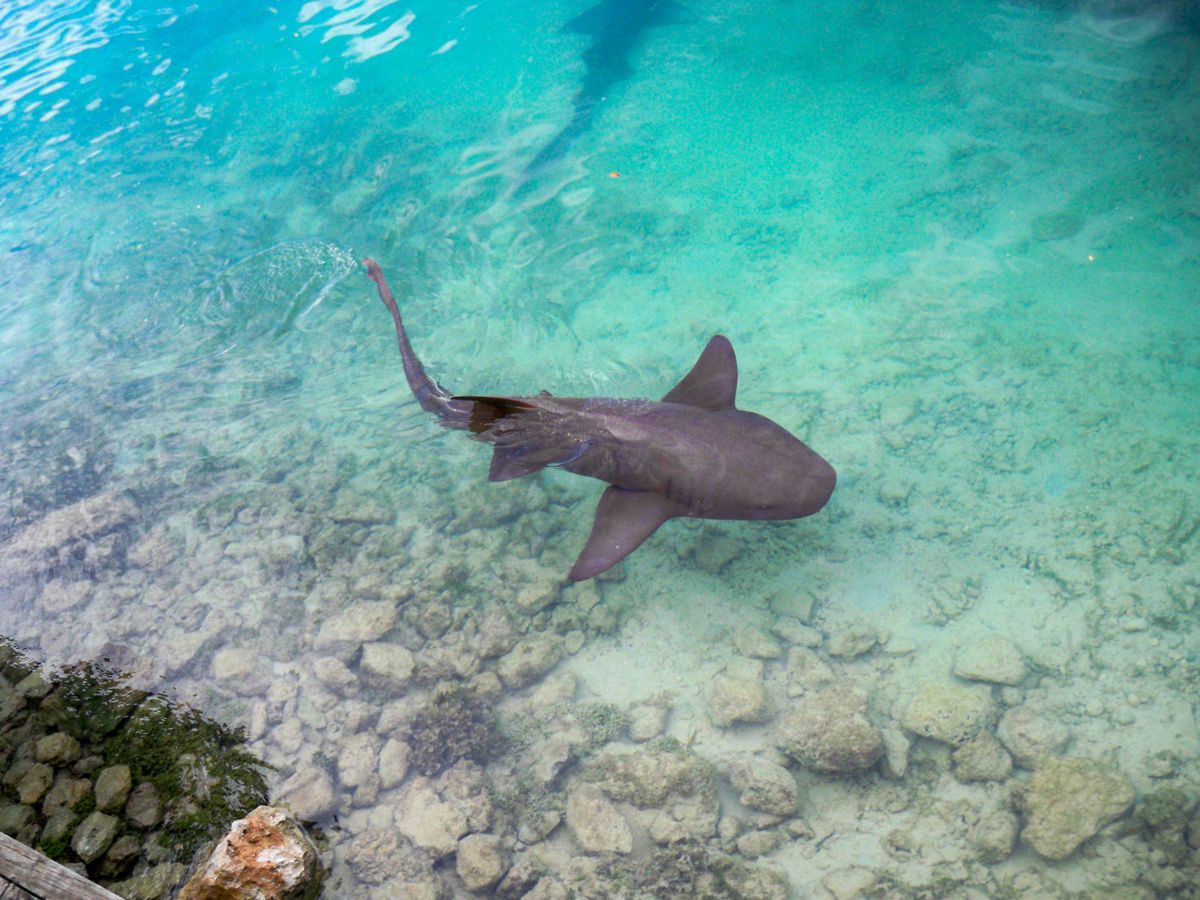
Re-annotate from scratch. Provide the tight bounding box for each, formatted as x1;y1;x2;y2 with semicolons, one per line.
0;876;38;900
0;832;121;900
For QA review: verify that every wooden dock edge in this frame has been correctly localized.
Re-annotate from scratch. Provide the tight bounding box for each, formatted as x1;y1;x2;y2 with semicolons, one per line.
0;831;122;900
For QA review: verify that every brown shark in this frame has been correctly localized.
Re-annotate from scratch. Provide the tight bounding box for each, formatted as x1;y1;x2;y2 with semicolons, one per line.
365;258;836;580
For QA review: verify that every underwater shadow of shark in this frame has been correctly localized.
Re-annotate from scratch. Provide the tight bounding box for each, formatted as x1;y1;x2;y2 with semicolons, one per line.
364;259;836;581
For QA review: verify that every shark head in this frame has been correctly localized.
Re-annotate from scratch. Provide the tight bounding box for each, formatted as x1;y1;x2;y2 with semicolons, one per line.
728;413;837;520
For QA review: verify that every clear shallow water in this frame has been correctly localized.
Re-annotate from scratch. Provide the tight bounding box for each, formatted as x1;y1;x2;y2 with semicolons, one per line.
2;0;1199;896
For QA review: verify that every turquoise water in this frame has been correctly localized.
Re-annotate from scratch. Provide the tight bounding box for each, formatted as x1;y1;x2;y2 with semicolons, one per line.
2;0;1199;896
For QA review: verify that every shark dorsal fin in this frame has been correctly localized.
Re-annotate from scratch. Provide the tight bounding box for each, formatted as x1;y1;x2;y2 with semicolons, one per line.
662;335;738;411
569;486;684;581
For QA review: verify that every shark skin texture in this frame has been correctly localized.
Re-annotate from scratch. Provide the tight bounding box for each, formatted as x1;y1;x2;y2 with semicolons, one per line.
364;258;836;581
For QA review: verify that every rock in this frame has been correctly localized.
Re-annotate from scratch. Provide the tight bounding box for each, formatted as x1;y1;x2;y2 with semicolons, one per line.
94;764;133;813
826;627;877;659
396;777;469;856
0;491;136;580
495;635;562;689
953;636;1026;686
734;627;782;659
457;833;507;891
379;738;411;789
707;661;770;727
880;727;910;779
1015;756;1135;860
16;762;53;805
360;642;415;691
314;601;397;651
0;804;33;836
99;833;142;878
529;738;573;788
1134;787;1192;866
276;766;336;822
628;702;668;742
785;646;834;695
212;648;258;682
902;683;993;746
42;774;91;815
177;806;321;900
338;731;380;789
312;656;357;692
776;687;882;774
585;746;719;844
996;705;1069;768
769;592;815;623
71;810;120;863
822;865;877;900
39;578;92;614
125;782;162;829
728;757;800;816
565;784;632;854
952;731;1012;783
40;808;75;844
972;808;1019;862
14;670;51;701
736;828;783;858
36;731;82;766
111;862;187;900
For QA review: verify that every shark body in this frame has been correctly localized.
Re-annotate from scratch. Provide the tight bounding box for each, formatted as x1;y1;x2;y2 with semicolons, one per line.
365;259;836;580
526;0;682;173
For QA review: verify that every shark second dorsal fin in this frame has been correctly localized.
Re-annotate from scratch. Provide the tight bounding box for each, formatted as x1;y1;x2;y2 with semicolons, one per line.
569;486;684;581
662;335;738;411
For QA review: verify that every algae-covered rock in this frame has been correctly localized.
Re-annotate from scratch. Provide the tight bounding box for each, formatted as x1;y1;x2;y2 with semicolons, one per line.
457;833;508;891
94;764;132;813
1133;787;1192;866
496;634;562;688
776;686;882;774
71;810;120;863
902;682;993;745
1015;756;1135;859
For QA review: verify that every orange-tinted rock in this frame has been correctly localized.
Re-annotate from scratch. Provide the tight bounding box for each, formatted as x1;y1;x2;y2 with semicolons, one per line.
177;806;322;900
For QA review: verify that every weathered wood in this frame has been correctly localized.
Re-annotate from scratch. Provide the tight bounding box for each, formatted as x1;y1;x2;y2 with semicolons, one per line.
0;832;121;900
0;876;39;899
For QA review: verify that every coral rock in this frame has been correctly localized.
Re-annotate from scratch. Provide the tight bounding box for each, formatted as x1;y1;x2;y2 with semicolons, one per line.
996;705;1069;768
953;636;1026;686
776;687;882;774
177;805;322;900
902;683;993;746
456;833;508;891
566;784;632;854
728;757;800;816
1015;756;1135;860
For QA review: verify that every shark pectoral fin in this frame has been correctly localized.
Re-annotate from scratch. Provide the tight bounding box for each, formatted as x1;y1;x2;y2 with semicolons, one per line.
568;486;681;581
662;335;738;411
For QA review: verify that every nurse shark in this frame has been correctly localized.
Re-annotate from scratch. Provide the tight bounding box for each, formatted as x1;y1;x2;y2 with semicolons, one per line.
365;259;836;580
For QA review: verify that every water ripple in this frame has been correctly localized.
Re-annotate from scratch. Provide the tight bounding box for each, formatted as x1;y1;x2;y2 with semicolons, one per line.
0;0;133;117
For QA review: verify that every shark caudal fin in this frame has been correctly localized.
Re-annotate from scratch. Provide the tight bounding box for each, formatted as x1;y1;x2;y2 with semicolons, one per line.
453;395;593;483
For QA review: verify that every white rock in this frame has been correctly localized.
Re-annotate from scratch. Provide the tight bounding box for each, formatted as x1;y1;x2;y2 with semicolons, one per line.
566;784;632;854
397;777;469;856
314;601;397;651
360;642;415;690
338;732;380;789
379;738;411;789
953;636;1026;686
902;683;994;746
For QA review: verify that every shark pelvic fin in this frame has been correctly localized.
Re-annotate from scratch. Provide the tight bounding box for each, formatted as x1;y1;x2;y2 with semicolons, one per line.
662;335;738;411
569;486;684;581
